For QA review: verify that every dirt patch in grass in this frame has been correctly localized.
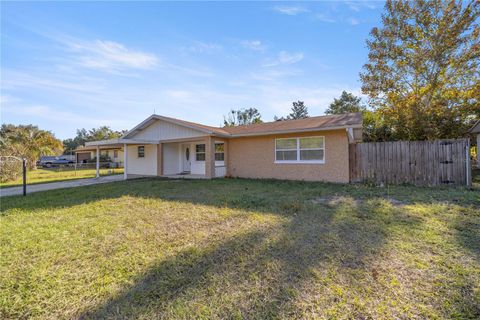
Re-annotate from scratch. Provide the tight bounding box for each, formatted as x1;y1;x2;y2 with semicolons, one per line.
310;195;407;208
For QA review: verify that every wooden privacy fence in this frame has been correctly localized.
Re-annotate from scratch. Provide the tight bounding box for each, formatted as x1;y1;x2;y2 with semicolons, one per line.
349;139;471;187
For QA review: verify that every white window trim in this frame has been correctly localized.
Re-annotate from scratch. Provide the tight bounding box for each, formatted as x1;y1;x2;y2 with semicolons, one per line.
274;136;325;164
195;144;206;162
215;142;225;161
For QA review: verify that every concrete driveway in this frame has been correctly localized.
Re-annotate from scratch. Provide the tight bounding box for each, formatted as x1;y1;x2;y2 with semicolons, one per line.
0;175;124;197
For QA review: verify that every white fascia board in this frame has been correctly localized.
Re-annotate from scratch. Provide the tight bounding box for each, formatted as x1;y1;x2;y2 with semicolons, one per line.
153;115;216;135
85;138;158;147
122;115;158;139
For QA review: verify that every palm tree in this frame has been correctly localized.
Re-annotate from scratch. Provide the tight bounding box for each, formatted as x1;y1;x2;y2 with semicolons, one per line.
0;124;63;169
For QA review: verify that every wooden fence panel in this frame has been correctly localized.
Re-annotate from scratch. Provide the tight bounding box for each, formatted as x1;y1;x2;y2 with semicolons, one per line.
349;139;470;187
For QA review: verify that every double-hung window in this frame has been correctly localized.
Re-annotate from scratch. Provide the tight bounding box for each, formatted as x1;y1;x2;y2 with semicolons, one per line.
196;144;206;161
215;143;224;161
275;138;297;161
275;136;325;163
195;143;224;161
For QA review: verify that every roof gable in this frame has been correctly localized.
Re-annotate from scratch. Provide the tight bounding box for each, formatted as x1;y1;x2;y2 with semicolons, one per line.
124;116;210;141
123;115;229;140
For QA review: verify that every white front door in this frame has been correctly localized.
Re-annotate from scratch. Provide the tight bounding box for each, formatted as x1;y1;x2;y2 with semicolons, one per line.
182;144;191;172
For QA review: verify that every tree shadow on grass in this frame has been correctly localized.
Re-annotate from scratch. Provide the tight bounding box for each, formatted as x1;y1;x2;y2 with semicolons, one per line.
1;177;478;215
452;205;480;262
79;229;274;319
76;194;425;319
2;178;478;318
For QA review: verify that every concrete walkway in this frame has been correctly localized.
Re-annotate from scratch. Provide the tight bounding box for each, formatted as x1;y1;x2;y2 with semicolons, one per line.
0;175;124;197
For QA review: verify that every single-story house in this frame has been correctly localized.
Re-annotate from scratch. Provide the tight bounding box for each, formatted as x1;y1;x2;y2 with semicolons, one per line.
74;146;124;165
86;112;363;182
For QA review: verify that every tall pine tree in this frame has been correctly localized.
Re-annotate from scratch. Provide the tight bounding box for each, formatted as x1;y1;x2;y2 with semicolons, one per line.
275;101;309;120
325;91;366;114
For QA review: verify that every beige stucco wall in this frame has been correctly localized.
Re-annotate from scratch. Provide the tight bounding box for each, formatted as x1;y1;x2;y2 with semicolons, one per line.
227;130;350;183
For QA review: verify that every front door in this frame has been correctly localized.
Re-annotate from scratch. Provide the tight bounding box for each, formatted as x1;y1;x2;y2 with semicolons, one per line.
182;144;191;172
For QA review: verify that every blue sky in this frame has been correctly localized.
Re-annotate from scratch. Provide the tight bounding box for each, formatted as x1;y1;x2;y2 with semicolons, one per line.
1;1;384;139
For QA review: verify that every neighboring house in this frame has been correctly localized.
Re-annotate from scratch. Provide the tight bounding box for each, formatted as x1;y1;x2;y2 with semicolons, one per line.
86;113;363;182
74;146;124;165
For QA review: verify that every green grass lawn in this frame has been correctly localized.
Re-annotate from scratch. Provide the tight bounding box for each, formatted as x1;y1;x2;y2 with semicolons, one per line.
0;167;124;188
1;178;479;319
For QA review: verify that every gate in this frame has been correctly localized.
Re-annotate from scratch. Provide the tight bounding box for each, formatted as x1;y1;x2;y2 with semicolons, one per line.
349;139;471;187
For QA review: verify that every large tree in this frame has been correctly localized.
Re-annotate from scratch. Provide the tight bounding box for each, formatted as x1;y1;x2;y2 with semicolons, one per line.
0;124;63;171
63;126;127;154
360;0;480;141
325;91;366;115
223;108;262;127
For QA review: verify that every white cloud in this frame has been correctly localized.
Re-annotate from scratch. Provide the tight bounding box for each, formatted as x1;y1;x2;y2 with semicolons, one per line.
0;94;19;104
255;85;364;116
315;14;336;23
183;41;222;54
67;39;159;72
162;87;249;106
347;17;360;25
273;5;308;16
22;31;216;77
345;1;379;12
250;68;302;81
262;51;304;67
2;69;106;93
346;2;361;12
241;40;265;51
164;89;193;100
2;102;128;127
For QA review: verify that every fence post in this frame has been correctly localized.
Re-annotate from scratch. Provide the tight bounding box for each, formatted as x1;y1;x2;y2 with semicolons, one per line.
22;158;27;196
466;140;472;187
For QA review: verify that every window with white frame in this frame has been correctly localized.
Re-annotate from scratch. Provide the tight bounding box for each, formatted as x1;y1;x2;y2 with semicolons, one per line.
215;143;224;161
275;136;325;163
196;144;205;161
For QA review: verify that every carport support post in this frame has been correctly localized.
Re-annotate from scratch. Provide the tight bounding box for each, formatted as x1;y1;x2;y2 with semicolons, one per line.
96;146;100;178
123;143;128;180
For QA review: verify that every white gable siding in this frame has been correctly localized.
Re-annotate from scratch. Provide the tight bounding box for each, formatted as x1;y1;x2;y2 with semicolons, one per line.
131;120;207;141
